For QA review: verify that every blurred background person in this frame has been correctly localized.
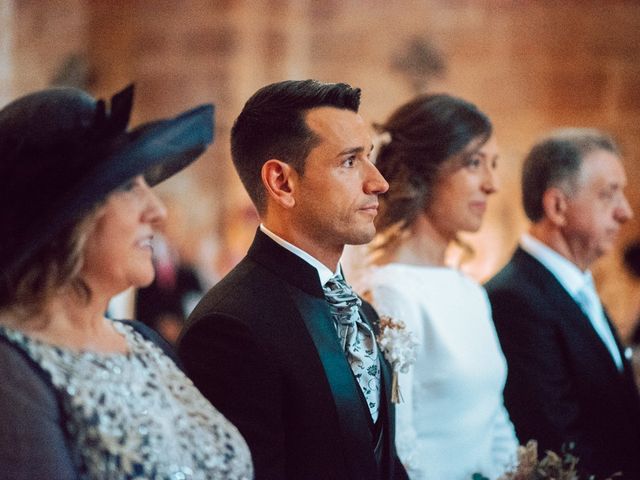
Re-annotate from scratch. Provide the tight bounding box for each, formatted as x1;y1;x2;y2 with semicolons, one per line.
624;241;640;346
486;129;639;479
622;240;640;389
135;194;206;344
360;94;517;479
0;85;253;479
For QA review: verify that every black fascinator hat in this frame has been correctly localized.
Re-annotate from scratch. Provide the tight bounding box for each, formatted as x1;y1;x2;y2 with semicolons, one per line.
0;84;214;278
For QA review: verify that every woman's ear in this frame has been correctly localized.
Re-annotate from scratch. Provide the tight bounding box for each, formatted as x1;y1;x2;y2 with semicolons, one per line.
261;159;297;209
541;187;568;227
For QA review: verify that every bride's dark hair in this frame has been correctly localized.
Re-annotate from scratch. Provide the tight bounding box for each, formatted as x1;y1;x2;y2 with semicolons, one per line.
371;94;492;258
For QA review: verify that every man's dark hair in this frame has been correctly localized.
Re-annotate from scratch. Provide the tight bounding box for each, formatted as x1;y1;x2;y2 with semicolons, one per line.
521;128;620;222
230;79;361;214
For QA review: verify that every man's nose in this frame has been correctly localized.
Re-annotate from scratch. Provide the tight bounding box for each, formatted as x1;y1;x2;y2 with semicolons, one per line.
616;194;633;223
364;160;389;195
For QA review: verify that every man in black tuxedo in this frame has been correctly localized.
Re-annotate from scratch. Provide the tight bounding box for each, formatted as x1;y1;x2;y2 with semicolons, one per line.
178;80;408;480
486;129;640;478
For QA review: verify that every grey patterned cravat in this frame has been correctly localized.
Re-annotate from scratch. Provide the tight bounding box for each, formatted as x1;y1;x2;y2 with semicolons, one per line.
323;275;380;421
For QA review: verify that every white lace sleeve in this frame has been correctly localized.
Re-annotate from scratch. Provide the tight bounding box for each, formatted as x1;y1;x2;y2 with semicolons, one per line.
366;282;424;478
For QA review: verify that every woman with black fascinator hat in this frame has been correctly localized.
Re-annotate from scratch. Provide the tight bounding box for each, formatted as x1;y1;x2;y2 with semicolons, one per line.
0;85;253;479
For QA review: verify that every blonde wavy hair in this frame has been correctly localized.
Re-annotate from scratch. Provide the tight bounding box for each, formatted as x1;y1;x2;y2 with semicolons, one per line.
0;207;101;318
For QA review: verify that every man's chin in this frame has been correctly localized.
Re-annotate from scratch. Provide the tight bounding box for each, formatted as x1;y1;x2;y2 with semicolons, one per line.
591;241;615;263
345;228;376;246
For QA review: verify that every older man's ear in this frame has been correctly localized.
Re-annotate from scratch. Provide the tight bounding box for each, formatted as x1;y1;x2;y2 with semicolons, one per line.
541;187;569;227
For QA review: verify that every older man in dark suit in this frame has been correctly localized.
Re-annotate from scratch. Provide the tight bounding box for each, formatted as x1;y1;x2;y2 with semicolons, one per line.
178;80;408;480
486;128;640;479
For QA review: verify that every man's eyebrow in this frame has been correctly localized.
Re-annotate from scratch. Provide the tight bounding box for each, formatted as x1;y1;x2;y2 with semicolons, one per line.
474;149;498;160
338;145;367;156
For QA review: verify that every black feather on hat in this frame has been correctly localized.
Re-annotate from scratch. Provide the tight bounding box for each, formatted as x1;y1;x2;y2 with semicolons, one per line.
0;84;214;278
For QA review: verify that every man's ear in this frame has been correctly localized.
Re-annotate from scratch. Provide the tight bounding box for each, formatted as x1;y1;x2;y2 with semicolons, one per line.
541;187;568;227
262;159;297;209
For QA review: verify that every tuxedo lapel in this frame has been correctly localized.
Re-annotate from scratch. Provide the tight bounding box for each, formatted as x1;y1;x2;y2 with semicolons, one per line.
603;310;639;383
378;340;393;419
247;229;326;299
290;290;378;479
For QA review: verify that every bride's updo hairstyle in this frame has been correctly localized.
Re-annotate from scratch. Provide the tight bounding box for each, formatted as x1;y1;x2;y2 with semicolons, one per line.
371;94;492;256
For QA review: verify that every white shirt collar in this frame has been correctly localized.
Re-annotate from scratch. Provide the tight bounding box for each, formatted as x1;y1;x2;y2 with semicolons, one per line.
520;232;593;297
259;224;340;286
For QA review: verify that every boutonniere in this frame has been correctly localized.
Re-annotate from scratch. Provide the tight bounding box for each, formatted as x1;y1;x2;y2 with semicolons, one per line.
377;315;418;403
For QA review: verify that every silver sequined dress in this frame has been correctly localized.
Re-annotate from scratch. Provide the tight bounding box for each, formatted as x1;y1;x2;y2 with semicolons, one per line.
0;321;253;480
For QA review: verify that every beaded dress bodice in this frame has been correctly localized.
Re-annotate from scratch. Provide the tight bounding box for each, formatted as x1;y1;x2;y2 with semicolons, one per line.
0;321;253;480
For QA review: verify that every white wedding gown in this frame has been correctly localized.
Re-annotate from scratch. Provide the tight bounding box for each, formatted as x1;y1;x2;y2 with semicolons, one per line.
360;264;517;480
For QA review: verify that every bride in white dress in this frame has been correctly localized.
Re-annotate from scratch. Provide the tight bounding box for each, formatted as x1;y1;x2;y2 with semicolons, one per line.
360;94;518;479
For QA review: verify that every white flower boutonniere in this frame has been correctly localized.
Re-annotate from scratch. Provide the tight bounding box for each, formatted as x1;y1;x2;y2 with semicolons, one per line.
377;315;418;403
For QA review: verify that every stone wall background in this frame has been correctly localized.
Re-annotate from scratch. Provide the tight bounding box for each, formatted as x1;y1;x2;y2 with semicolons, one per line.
2;0;640;336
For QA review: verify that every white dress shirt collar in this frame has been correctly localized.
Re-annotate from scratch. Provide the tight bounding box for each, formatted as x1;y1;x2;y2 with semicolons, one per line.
259;224;340;286
520;232;592;297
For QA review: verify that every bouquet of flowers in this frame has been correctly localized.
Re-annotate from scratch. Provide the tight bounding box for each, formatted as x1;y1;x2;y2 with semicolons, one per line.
377;315;418;403
472;440;621;480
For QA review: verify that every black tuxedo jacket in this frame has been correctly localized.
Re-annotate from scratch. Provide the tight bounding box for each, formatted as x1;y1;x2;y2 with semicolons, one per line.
178;230;407;480
485;247;640;479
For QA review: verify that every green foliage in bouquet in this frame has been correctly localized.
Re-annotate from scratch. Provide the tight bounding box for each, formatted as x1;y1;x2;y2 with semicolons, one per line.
472;440;621;480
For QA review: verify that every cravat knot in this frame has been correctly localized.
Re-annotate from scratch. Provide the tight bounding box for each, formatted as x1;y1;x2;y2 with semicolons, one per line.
323;276;362;326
